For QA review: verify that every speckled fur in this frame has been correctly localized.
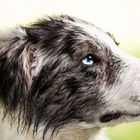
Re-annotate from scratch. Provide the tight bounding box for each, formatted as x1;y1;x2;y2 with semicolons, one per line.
0;16;140;140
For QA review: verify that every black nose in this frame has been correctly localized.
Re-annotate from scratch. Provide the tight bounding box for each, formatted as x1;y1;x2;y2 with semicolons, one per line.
130;95;140;103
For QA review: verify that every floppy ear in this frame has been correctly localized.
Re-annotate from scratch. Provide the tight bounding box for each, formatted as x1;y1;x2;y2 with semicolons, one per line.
25;27;49;43
0;26;47;80
0;27;45;110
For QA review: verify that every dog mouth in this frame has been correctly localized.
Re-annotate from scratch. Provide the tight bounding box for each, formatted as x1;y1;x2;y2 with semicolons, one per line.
100;112;140;123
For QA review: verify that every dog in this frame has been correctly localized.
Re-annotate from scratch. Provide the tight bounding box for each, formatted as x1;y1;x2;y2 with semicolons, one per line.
0;15;140;140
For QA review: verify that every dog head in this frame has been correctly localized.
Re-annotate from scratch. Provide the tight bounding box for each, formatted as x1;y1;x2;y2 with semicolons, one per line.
0;16;140;137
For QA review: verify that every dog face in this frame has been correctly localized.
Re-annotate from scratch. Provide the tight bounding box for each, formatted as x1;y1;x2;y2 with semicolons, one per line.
0;16;140;137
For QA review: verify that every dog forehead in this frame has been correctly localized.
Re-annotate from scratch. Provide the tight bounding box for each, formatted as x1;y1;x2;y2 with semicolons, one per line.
68;19;119;53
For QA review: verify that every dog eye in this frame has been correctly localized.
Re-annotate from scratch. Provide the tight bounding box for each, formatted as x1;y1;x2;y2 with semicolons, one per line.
82;54;95;65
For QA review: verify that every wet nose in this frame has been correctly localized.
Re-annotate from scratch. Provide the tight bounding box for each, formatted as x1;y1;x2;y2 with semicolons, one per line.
130;95;140;103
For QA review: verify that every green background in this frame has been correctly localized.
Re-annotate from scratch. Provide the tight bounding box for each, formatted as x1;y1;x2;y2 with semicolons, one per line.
106;122;140;140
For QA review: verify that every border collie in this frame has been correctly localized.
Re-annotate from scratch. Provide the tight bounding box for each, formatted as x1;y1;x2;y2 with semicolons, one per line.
0;15;140;140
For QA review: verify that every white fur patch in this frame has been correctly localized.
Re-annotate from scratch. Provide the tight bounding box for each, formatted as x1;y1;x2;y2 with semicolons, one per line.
0;27;26;41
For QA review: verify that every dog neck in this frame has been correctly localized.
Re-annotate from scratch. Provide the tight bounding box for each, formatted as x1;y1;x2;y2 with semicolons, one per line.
0;114;106;140
29;124;106;140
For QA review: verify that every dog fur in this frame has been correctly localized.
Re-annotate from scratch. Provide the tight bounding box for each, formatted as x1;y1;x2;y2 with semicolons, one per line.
0;15;140;140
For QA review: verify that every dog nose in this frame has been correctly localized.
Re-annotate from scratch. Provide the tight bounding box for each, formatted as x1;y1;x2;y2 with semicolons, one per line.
130;95;140;103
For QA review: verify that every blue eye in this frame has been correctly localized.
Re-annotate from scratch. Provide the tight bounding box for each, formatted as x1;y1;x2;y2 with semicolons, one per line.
82;54;94;65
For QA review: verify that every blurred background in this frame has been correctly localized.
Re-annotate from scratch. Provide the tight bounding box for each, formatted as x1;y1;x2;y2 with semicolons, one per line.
0;0;140;139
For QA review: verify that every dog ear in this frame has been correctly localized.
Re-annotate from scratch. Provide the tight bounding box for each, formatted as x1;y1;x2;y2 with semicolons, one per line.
25;27;48;43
